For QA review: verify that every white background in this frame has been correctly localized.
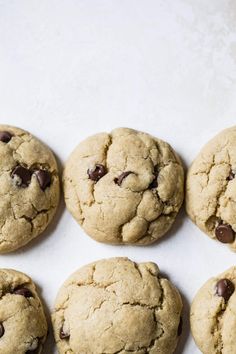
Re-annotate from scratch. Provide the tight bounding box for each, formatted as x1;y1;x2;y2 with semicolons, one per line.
0;1;236;353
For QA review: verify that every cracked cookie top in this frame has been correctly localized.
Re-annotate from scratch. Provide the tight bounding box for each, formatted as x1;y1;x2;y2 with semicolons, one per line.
52;257;183;354
0;124;60;252
63;128;184;244
0;269;48;354
186;126;236;251
191;267;236;354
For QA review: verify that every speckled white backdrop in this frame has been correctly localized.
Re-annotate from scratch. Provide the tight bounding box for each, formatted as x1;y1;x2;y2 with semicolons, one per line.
0;1;236;353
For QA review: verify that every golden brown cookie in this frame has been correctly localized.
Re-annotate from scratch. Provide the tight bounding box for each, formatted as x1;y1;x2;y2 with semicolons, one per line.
63;128;184;244
0;124;60;252
186;126;236;250
191;267;236;353
52;257;183;354
0;269;48;353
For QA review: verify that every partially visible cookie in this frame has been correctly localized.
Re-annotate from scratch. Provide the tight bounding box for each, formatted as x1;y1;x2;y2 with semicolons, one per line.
52;257;183;354
0;124;60;252
186;126;236;251
0;269;48;353
63;128;184;245
191;267;236;354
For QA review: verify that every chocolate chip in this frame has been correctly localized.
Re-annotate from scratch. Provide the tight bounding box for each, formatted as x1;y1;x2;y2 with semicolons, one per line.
60;326;70;340
227;170;235;181
177;317;183;336
148;177;158;189
34;170;51;190
148;169;159;189
11;166;32;187
0;323;4;338
0;131;13;143
26;347;39;353
87;164;107;182
13;287;33;298
215;223;235;243
216;279;235;301
114;171;133;186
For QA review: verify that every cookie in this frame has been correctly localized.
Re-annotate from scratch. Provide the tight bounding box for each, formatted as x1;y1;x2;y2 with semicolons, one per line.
0;124;60;252
63;128;184;244
0;269;48;353
191;267;236;354
186;126;236;250
52;257;183;354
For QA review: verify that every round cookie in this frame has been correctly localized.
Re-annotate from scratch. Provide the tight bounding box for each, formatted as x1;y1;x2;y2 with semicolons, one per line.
0;124;60;252
186;126;236;250
191;267;236;354
52;257;183;354
0;269;48;353
63;128;184;244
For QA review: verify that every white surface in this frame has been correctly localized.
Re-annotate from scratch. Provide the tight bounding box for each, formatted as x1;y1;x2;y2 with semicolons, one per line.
0;1;236;353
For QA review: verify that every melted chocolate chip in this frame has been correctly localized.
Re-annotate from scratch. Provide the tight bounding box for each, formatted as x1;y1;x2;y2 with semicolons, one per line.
60;326;70;340
13;287;33;298
177;317;183;336
114;171;133;186
227;170;235;181
0;131;13;143
11;166;32;187
34;170;51;190
87;164;107;182
0;323;4;338
215;223;235;243
216;279;235;301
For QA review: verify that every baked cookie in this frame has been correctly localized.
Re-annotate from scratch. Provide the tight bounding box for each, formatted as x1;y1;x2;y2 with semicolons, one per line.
186;126;236;250
0;269;48;353
191;267;236;353
0;124;60;252
63;128;184;244
52;257;183;354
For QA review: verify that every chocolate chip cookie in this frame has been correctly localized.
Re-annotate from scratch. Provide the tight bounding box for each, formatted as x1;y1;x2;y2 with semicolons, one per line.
186;126;236;250
0;269;48;353
0;124;60;252
52;257;183;354
191;267;236;353
63;128;184;244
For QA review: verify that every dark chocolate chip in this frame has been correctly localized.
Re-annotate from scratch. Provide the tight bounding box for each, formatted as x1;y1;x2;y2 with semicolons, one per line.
0;323;4;338
34;170;51;190
227;170;235;181
87;164;107;182
0;131;13;143
177;317;183;336
26;349;39;354
13;287;33;298
60;326;70;340
114;171;133;186
11;166;32;187
216;279;235;301
148;177;158;189
215;223;235;243
148;169;159;189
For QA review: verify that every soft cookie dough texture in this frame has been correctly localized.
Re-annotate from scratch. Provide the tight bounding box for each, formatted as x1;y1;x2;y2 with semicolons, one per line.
0;124;60;252
191;267;236;354
186;126;236;250
63;128;184;244
0;269;48;353
52;257;183;354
